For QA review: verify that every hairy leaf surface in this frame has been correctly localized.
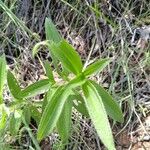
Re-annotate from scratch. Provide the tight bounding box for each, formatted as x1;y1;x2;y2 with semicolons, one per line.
82;81;115;150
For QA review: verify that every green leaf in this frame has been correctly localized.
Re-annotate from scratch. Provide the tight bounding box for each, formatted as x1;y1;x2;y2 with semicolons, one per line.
43;61;55;84
89;80;124;123
83;59;110;77
18;79;50;99
45;18;62;43
9;111;22;136
57;99;73;144
37;86;69;141
67;73;86;89
49;40;83;75
7;71;21;100
82;81;115;150
0;54;7;104
42;88;57;114
37;74;86;141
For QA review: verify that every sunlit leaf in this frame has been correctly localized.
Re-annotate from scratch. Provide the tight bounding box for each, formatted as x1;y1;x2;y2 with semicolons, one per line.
57;99;73;144
37;74;86;141
42;88;57;114
37;86;68;141
45;17;62;72
18;79;50;99
49;40;83;75
82;81;115;150
89;80;124;123
83;59;110;77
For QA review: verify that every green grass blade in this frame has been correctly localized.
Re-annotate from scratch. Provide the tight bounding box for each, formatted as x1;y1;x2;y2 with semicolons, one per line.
90;80;124;123
18;79;50;99
57;99;73;144
0;1;39;39
0;54;7;104
83;59;110;77
82;81;115;150
49;40;83;75
7;70;21;100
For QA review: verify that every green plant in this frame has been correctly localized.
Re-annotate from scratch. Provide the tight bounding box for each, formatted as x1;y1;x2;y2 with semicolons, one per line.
33;18;124;149
0;18;123;150
0;56;41;149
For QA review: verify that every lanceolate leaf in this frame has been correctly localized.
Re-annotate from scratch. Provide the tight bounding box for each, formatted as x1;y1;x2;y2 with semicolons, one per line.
82;81;115;150
18;79;50;99
49;40;83;75
37;86;69;141
7;70;21;100
89;80;124;123
42;88;57;114
0;54;7;104
45;17;62;70
83;59;110;77
57;99;73;144
45;18;62;43
37;74;86;141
